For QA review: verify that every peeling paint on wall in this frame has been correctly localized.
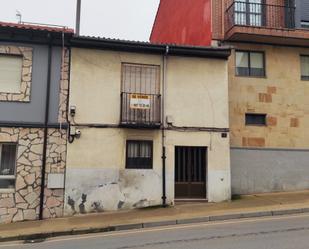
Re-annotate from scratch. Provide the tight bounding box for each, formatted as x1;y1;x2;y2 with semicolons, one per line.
64;168;164;216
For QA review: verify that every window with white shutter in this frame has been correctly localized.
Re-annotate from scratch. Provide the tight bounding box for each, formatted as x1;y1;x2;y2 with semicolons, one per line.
0;55;23;93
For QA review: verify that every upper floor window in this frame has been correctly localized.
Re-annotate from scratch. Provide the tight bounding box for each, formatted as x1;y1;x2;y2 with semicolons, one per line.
236;51;265;77
300;55;309;80
122;63;160;94
234;0;264;27
232;0;295;29
120;63;161;126
126;140;153;169
0;144;17;190
0;46;33;102
245;113;267;126
0;55;23;93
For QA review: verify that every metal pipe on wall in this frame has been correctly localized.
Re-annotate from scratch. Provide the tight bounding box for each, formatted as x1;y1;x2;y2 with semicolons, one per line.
161;45;169;207
39;38;53;220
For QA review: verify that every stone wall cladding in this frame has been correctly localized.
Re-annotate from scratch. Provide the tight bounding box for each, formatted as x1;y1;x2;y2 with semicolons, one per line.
0;46;33;102
0;127;67;223
0;127;43;223
58;48;70;123
43;128;67;219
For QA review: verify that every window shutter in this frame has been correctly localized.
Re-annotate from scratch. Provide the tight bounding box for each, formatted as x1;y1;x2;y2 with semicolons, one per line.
0;55;23;93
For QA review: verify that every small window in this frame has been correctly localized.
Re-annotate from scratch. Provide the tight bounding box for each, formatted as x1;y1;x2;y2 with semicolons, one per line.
300;55;309;80
0;144;17;189
236;51;265;77
245;113;267;126
126;140;153;169
0;55;23;93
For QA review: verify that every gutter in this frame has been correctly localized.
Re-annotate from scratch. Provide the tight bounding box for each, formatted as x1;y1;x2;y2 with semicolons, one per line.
161;45;168;207
70;37;231;59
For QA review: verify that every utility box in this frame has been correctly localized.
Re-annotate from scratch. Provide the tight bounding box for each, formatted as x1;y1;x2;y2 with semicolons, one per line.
47;173;65;189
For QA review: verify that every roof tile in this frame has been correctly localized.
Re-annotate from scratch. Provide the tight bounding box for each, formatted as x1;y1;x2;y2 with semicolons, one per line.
0;21;74;34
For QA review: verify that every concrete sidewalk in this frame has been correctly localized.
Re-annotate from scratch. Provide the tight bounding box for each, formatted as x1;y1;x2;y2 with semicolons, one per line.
1;190;309;242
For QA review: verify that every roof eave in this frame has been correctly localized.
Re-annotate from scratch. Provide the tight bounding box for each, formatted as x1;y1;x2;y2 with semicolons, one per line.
70;36;231;59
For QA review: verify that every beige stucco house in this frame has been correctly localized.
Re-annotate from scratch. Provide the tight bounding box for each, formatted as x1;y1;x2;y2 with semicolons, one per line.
64;37;231;215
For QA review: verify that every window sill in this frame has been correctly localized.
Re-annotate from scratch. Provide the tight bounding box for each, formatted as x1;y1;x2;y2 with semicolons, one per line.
245;124;267;127
0;188;15;194
125;168;153;170
235;75;267;79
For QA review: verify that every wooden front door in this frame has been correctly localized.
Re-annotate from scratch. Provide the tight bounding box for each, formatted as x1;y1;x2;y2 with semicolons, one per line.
175;146;207;199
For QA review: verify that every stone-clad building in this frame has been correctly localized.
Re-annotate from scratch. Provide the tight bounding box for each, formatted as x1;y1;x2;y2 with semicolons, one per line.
0;22;73;223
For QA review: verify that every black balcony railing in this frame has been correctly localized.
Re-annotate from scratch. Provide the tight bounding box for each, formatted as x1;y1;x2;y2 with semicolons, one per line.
120;92;161;128
226;1;296;32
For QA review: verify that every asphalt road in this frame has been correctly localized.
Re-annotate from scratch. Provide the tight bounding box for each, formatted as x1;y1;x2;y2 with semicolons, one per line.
1;213;309;249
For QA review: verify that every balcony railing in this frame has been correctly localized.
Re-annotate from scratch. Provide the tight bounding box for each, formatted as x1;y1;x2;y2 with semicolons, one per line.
226;1;296;32
120;92;161;128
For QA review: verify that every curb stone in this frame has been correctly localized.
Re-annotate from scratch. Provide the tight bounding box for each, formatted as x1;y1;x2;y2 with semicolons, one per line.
1;207;309;243
176;216;210;224
143;220;177;228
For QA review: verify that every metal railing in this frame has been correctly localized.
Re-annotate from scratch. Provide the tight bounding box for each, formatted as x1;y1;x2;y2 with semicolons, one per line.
226;1;296;32
120;92;161;127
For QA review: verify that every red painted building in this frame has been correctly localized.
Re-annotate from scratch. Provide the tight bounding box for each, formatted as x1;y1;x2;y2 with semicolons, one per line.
151;0;309;47
150;0;212;46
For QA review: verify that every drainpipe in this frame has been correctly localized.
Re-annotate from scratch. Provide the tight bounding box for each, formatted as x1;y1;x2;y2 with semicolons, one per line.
39;38;53;220
161;45;169;207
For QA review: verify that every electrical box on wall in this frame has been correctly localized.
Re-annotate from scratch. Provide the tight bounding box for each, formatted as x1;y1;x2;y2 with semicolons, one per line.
47;173;65;189
166;115;174;125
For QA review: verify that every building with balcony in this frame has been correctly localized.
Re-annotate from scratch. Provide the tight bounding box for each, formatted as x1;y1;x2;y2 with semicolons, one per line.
64;37;231;215
151;0;309;195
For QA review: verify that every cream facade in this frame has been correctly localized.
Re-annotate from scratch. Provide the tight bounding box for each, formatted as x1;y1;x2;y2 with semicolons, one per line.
65;43;231;215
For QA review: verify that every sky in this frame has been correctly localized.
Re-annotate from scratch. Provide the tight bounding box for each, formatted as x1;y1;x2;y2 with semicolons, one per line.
0;0;160;41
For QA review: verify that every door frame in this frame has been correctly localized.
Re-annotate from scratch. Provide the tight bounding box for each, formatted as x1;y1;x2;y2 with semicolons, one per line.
174;146;208;200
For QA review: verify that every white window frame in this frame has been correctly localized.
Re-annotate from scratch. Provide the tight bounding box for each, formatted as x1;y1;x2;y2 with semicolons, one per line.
0;45;33;102
0;54;23;93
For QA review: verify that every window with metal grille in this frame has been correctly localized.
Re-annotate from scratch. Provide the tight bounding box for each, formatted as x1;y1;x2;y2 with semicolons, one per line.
0;144;17;189
236;51;265;77
234;0;265;27
126;140;153;169
300;55;309;80
121;63;160;94
245;113;267;126
120;63;161;126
